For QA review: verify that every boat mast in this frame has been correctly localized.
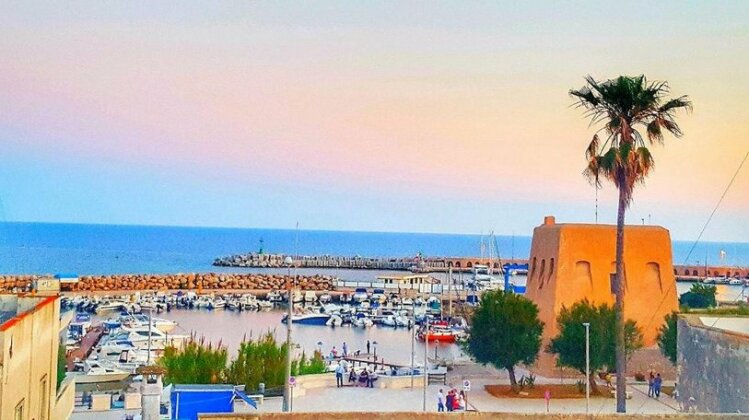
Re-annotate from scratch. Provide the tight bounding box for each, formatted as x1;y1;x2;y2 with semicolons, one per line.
448;266;453;320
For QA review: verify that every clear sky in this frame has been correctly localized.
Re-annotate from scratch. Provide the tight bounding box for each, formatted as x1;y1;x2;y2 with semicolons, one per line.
1;1;748;241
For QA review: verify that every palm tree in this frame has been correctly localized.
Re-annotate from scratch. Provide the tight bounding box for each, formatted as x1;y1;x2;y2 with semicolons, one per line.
570;75;691;412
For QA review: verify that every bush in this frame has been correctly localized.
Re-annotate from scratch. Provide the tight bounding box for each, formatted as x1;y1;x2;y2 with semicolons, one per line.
679;283;716;308
158;337;228;384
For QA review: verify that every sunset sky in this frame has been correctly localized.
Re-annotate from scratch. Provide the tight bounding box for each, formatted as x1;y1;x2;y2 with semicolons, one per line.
1;1;748;241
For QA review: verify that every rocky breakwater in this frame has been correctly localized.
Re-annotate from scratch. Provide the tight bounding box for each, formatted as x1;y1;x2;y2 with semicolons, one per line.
0;273;334;293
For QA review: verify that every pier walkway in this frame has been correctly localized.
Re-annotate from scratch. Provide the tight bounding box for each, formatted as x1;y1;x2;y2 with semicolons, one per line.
66;325;104;370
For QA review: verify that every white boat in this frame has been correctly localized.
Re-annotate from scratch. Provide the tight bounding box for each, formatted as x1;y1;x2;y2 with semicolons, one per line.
257;299;273;310
304;291;318;303
729;278;744;286
281;312;331;325
371;289;387;304
291;291;304;304
401;297;414;306
95;300;126;314
318;294;332;304
266;290;283;303
359;299;371;310
120;314;177;333
326;314;343;327
381;315;397;327
352;314;374;328
352;288;369;303
209;296;226;310
68;360;131;384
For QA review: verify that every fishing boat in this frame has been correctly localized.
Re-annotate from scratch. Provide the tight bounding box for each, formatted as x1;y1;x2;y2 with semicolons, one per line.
67;360;131;384
281;312;331;325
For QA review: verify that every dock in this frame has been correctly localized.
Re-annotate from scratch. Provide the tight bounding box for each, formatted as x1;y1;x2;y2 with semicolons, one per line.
66;325;105;370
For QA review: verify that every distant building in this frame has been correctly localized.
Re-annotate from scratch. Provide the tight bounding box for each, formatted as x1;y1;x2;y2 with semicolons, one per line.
524;216;678;374
0;294;75;420
677;314;749;413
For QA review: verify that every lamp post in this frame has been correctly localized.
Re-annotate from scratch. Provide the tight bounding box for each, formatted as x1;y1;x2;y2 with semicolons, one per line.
583;322;590;414
317;341;323;354
283;256;293;413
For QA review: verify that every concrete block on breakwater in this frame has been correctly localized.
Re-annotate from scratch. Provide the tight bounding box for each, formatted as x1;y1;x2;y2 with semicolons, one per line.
0;273;334;293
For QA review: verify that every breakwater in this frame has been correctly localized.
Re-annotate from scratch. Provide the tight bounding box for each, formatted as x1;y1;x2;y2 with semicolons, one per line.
0;273;334;293
213;252;522;272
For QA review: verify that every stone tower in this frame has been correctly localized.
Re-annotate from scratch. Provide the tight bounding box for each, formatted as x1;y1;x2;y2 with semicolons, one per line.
524;216;679;374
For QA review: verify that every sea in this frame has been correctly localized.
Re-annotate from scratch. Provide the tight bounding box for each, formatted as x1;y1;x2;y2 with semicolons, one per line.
1;222;748;275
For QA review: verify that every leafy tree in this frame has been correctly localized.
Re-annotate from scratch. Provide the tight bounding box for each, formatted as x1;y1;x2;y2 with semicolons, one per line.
679;283;717;308
570;75;690;412
547;299;644;393
465;290;544;386
657;312;678;364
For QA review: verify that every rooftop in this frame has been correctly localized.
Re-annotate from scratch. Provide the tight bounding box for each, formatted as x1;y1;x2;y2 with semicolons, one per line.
0;295;57;331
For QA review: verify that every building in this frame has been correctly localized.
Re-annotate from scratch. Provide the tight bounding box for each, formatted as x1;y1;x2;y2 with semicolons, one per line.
677;314;749;413
0;294;75;420
524;216;678;373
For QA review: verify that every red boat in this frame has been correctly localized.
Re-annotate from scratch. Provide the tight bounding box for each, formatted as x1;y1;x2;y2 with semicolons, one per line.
418;322;457;343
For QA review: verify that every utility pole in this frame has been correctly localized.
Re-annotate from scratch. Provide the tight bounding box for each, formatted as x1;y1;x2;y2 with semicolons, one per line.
283;256;293;412
422;316;429;412
583;322;590;415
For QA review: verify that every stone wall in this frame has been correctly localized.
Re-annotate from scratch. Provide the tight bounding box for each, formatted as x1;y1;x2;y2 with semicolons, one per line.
200;412;746;419
677;315;749;413
0;273;334;293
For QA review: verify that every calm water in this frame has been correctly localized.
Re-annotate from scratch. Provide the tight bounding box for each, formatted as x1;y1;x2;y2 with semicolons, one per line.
151;308;464;366
0;222;747;275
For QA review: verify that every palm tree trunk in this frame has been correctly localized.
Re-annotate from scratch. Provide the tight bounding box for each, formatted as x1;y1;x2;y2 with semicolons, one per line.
615;171;627;413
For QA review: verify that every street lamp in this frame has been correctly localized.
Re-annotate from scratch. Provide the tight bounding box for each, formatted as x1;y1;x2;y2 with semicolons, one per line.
583;322;590;414
317;341;323;354
283;256;294;413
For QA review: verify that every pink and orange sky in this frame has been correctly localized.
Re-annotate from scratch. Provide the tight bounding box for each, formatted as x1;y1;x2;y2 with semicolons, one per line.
1;1;748;241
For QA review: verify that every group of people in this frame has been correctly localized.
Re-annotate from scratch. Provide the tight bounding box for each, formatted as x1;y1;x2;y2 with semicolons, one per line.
436;388;467;412
330;340;371;359
648;372;663;398
334;361;379;388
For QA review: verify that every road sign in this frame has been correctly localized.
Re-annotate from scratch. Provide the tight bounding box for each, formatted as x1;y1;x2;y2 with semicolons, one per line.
289;376;296;387
462;379;471;392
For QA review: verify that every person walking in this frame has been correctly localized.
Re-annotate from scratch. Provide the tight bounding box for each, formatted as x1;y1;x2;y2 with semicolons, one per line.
654;373;663;398
366;340;371;355
647;372;655;397
342;342;348;357
335;362;344;388
437;389;445;412
445;389;454;412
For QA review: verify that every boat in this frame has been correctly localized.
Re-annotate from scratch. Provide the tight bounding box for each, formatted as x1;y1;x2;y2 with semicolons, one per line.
266;290;283;303
728;278;744;286
352;288;369;303
359;299;371;310
281;312;331;325
401;297;414;306
340;293;353;304
371;289;387;304
418;322;456;343
304;291;318;303
95;300;126;314
326;314;343;327
352;313;374;328
67;360;131;384
119;314;177;333
318;293;333;304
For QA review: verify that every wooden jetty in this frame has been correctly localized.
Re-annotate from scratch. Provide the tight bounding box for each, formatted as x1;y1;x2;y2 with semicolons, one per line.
66;325;104;370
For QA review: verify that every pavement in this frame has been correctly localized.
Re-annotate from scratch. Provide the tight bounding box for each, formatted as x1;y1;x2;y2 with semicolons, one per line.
254;378;680;415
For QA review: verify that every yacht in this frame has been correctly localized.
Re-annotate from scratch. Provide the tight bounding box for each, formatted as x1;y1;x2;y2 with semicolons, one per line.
352;288;369;303
68;360;131;384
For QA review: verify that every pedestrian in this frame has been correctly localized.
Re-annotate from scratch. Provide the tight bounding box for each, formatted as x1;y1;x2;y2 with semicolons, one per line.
647;372;655;397
369;368;378;388
343;342;348;357
366;340;371;354
437;389;445;412
331;346;338;358
335;362;344;388
445;389;454;412
654;373;663;398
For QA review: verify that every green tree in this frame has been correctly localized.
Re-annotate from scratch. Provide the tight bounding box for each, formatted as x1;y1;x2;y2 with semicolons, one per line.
465;290;544;386
226;331;289;391
657;312;678;364
679;283;717;308
547;299;644;393
570;75;690;412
